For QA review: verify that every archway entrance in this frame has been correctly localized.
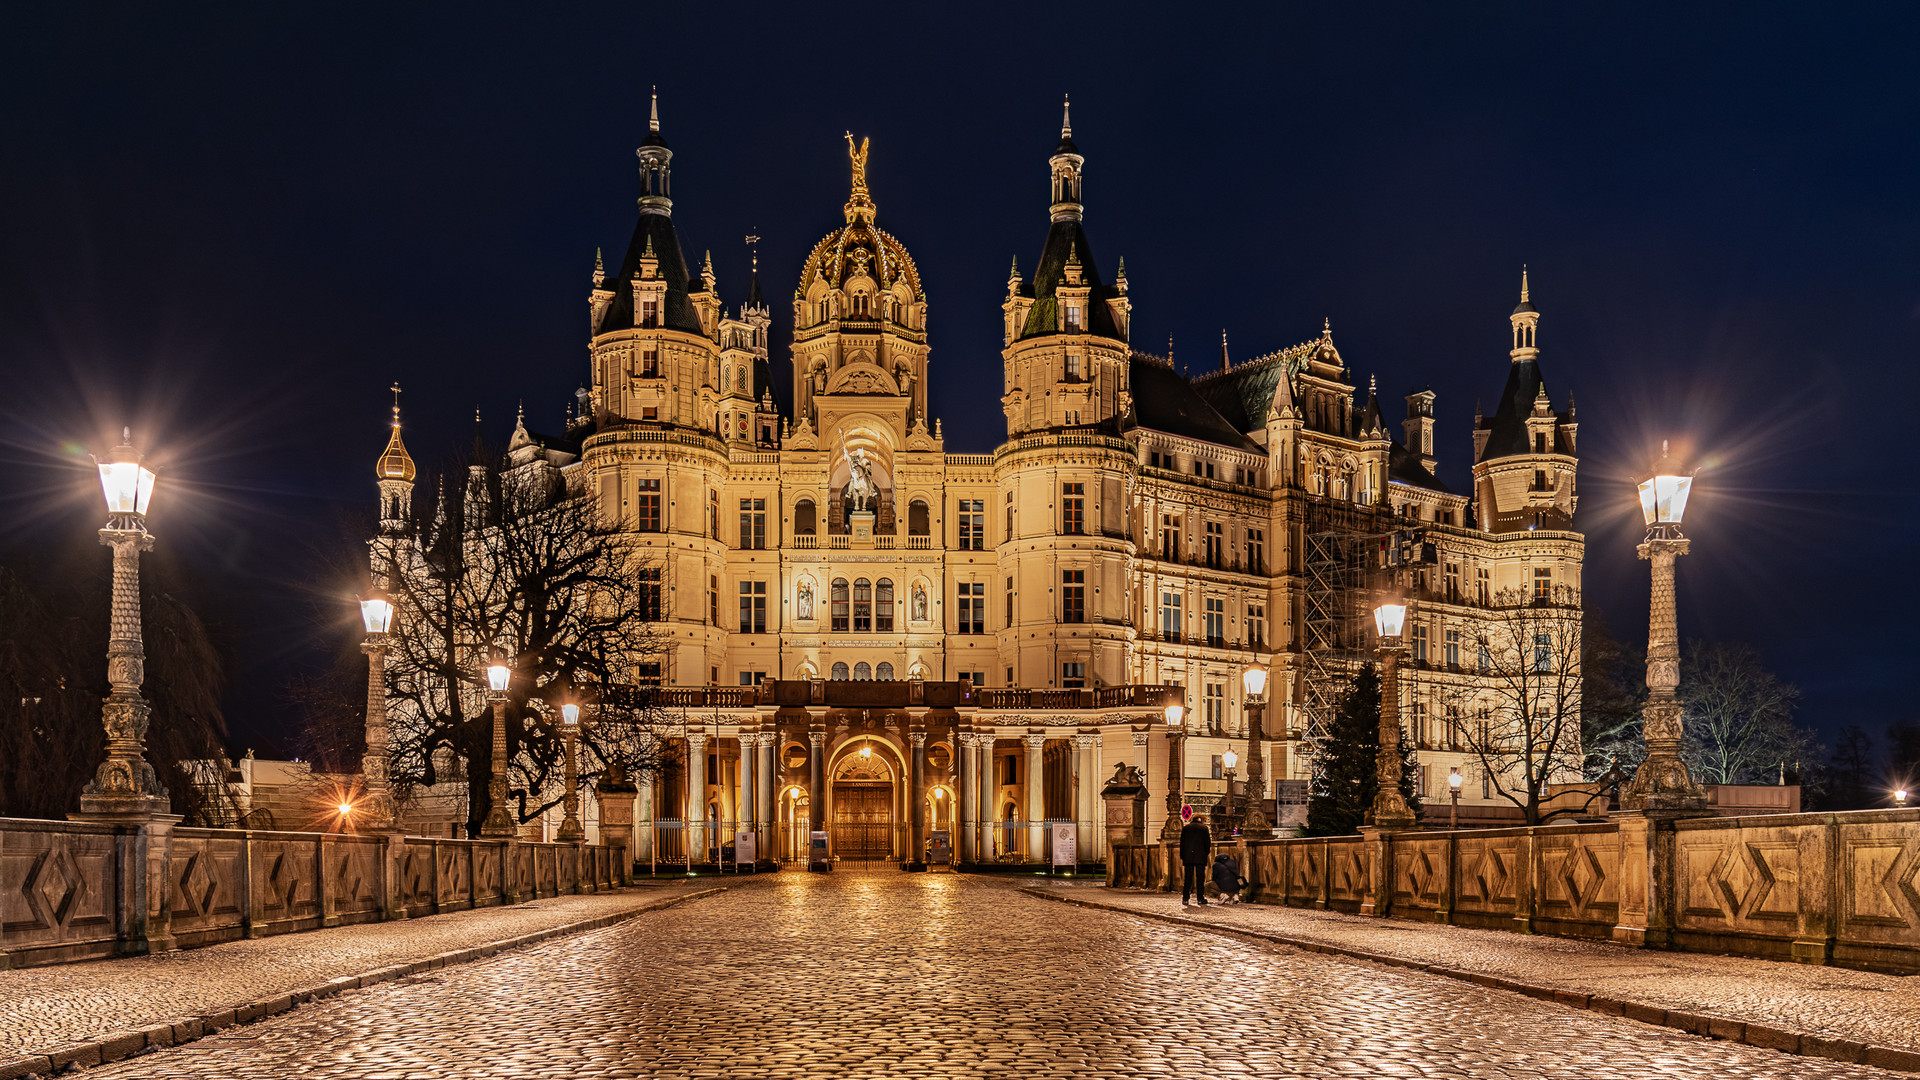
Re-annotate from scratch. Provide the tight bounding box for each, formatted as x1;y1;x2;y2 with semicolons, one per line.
832;744;896;860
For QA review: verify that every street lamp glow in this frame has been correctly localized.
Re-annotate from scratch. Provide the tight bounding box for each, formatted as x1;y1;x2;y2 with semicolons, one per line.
859;745;872;758
1222;750;1238;771
487;662;511;693
1241;662;1268;699
96;431;156;518
1373;601;1408;640
1449;767;1464;791
337;802;352;816
1637;441;1694;528
560;702;580;725
1897;789;1910;807
358;591;394;634
1164;704;1185;727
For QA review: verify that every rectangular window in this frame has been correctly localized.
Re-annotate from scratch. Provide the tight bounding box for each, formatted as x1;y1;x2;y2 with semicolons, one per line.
1210;755;1224;780
739;499;767;549
636;662;662;688
1444;563;1459;601
1004;756;1018;785
640;298;659;327
831;579;849;633
1061;570;1086;623
1005;577;1015;625
1410;700;1428;747
875;579;894;633
1005;490;1016;540
957;582;985;635
708;574;719;626
1476;566;1491;605
635;478;662;532
738;671;765;686
1204;596;1225;645
1203;522;1223;568
641;348;660;377
852;579;872;632
1411;623;1429;663
1061;662;1086;688
1534;566;1552;601
638;567;662;621
1478;644;1492;674
1534;632;1553;672
1061;483;1085;535
1065;350;1084;377
957;499;984;550
1246;603;1267;649
1204;683;1225;733
963;670;987;687
1159;591;1183;642
738;580;766;634
1159;514;1182;562
1444;628;1461;668
1246;529;1264;574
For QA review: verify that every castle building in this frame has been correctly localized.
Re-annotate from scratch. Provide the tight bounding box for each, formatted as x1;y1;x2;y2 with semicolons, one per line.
372;98;1584;864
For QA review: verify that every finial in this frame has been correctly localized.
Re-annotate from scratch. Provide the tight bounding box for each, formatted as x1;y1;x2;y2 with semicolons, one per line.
649;87;659;133
1520;264;1530;303
1661;438;1669;458
1066;241;1079;265
1061;94;1072;139
1369;374;1377;393
642;234;655;258
1167;335;1175;362
390;382;403;425
594;247;603;273
1116;256;1126;279
516;400;525;423
474;407;482;424
1009;255;1020;277
703;249;713;271
745;232;760;271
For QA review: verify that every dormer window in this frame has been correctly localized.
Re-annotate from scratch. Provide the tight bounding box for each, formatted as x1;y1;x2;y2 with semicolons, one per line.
1064;303;1083;331
640;298;659;328
1534;432;1547;453
1065;353;1084;381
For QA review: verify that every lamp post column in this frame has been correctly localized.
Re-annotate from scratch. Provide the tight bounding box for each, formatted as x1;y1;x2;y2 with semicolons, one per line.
80;527;168;817
1620;537;1708;810
1369;645;1418;831
1160;724;1186;842
1241;694;1272;838
557;721;583;843
479;685;515;838
359;633;396;831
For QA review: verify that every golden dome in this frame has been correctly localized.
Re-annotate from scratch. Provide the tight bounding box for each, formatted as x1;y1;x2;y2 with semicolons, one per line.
795;135;924;300
376;385;416;482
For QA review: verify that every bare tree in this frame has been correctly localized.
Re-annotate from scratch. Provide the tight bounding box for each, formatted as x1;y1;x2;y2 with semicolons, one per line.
1680;640;1809;786
1440;587;1608;825
379;451;680;836
1580;609;1645;779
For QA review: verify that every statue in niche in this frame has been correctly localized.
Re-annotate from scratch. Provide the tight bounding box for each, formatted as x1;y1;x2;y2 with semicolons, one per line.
911;583;928;622
797;580;815;621
841;433;877;512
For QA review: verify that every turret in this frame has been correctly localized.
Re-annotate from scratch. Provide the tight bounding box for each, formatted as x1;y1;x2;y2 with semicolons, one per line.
636;89;672;217
1049;96;1084;223
375;384;415;536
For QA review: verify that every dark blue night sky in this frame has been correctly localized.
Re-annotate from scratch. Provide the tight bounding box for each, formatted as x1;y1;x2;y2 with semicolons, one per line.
2;3;1915;752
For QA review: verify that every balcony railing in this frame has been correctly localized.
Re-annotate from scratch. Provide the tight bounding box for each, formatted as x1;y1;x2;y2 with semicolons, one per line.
906;535;932;549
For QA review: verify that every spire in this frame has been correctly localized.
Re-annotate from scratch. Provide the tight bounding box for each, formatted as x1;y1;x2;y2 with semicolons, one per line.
592;247;604;284
1521;264;1530;303
376;383;416;482
1220;330;1231;372
745;232;764;311
1510;265;1540;356
648;87;659;134
1061;94;1073;141
1049;101;1084;221
1322;317;1332;340
636;88;672;214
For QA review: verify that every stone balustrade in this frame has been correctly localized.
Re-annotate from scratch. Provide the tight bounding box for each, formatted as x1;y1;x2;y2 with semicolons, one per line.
1110;807;1920;974
0;816;625;969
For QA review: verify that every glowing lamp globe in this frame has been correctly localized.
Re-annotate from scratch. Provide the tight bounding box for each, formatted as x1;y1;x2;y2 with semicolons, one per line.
96;431;156;518
358;592;394;634
561;703;580;726
1164;704;1185;728
1373;602;1408;640
337;802;352;816
486;662;511;693
1637;442;1694;527
1222;750;1238;771
1449;767;1464;791
1241;662;1268;699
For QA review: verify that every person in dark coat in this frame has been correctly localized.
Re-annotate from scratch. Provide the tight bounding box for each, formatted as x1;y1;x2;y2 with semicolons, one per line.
1212;852;1245;904
1178;816;1212;905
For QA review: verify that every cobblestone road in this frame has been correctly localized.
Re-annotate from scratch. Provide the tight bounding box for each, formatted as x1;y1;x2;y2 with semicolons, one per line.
91;872;1903;1079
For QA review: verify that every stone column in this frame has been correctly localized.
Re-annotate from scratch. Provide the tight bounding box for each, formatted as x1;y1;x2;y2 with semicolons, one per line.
479;692;516;838
1025;734;1046;861
1367;647;1417;832
359;634;396;831
635;770;655;866
687;733;709;864
909;733;928;870
1619;537;1708;811
1241;693;1272;838
808;731;826;832
757;733;775;857
977;735;995;859
739;733;756;840
1075;733;1098;865
958;733;977;865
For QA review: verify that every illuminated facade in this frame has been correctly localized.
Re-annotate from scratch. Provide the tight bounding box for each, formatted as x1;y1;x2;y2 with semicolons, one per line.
373;98;1583;863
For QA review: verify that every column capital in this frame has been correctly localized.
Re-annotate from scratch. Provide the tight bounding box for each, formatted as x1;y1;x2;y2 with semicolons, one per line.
687;732;710;750
1132;730;1151;747
1074;732;1098;749
808;731;826;748
909;732;927;748
1024;733;1047;751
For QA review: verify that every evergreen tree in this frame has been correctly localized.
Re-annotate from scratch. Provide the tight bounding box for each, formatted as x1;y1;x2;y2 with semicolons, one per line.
1304;665;1421;836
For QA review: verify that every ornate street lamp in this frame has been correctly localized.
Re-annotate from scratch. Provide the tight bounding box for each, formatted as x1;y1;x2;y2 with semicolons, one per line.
1619;442;1708;812
557;701;585;842
1159;702;1187;841
1369;599;1418;831
1239;662;1272;838
78;430;169;818
479;651;517;837
1448;767;1463;830
1896;789;1910;809
356;590;397;831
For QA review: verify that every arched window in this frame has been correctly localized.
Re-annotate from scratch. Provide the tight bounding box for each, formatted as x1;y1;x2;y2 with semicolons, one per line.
853;578;873;632
795;498;817;536
853;661;872;680
831;662;849;681
907;499;930;536
738;366;748;393
875;579;894;632
831;578;850;632
876;662;895;681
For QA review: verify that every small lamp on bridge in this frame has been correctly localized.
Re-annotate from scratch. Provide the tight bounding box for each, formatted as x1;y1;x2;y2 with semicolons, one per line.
1448;767;1464;829
1636;441;1694;534
96;431;157;522
1897;789;1910;808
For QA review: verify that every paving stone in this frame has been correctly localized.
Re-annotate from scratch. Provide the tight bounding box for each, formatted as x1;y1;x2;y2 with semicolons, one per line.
71;872;1907;1079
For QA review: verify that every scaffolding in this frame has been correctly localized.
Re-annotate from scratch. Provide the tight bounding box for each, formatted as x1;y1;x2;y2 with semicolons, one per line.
1299;499;1400;744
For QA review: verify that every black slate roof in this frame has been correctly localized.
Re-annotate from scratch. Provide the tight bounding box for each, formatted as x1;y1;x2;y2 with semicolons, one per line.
1389;442;1452;493
594;212;706;337
1193;355;1293;433
1017;219;1121;341
1478;358;1559;460
1127;356;1263;452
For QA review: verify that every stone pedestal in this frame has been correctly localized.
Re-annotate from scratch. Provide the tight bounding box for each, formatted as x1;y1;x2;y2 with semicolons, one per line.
596;777;637;884
1101;768;1148;850
850;509;875;546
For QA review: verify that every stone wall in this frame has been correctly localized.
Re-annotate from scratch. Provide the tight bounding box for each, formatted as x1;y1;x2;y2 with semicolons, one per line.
1109;808;1920;973
0;817;625;969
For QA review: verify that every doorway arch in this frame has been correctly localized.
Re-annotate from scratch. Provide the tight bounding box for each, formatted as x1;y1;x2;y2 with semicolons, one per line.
828;736;902;861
